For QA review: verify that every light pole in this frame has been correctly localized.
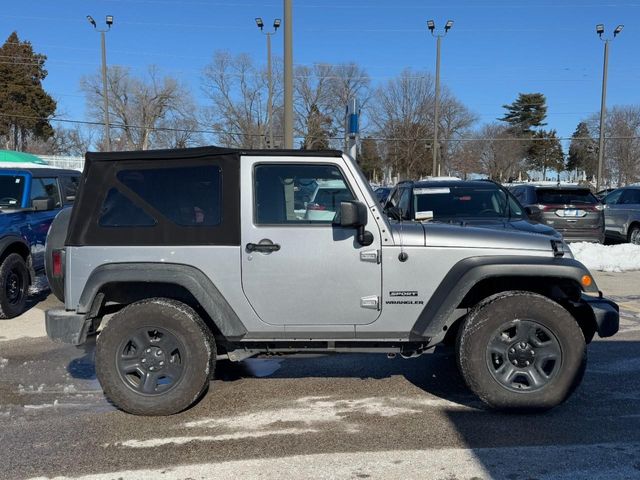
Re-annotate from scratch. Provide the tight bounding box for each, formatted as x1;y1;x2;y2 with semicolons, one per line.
283;0;293;149
255;18;281;149
427;19;453;177
87;14;113;152
595;23;623;191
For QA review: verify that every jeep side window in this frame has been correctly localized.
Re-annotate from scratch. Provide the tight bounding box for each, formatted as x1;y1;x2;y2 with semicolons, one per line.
116;166;222;226
254;164;355;224
30;177;61;208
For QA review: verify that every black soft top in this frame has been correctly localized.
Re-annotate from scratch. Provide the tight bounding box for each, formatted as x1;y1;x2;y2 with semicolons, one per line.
85;145;343;164
68;145;343;247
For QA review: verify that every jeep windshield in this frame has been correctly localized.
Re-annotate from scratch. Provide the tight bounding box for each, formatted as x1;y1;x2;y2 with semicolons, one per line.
413;185;524;222
0;174;26;209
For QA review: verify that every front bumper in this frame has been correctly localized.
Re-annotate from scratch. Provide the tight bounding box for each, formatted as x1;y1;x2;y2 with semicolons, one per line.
45;309;91;345
581;294;619;338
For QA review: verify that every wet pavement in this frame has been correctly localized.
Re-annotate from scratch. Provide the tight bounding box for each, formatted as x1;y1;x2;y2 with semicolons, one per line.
1;271;640;479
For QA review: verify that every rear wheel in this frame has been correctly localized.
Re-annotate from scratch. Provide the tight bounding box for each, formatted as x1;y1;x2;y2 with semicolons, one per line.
96;298;214;415
456;292;586;411
0;253;29;319
628;225;640;245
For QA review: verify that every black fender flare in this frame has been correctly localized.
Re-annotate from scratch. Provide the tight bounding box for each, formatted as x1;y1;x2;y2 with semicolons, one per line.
411;255;598;340
78;262;247;339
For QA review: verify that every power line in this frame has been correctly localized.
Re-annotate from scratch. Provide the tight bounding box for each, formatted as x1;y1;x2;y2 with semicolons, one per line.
1;112;639;143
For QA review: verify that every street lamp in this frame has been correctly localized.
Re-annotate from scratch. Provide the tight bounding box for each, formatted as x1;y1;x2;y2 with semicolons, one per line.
427;19;453;177
255;17;281;149
87;15;114;152
595;23;624;191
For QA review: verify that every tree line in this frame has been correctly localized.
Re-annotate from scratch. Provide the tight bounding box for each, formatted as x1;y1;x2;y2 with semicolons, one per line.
1;31;639;186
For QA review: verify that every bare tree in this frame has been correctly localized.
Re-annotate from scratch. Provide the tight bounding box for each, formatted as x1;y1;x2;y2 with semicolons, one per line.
586;105;640;185
437;90;478;175
28;125;94;156
475;123;527;181
202;51;277;149
81;65;194;151
368;69;435;179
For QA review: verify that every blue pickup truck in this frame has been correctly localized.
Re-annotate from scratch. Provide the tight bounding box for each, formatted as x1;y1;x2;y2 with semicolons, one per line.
0;166;80;318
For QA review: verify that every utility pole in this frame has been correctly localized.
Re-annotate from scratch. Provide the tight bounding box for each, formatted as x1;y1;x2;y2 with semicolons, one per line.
255;18;281;149
283;0;294;148
87;15;114;152
595;23;623;191
427;19;453;177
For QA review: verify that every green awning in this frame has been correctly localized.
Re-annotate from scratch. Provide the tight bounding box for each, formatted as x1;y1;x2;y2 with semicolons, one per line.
0;150;47;165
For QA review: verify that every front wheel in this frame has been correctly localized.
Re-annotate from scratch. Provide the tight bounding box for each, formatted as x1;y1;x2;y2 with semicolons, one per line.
0;253;29;319
456;292;586;412
96;298;215;416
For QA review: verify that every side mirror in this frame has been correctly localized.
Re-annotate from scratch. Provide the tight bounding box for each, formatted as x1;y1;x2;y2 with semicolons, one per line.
525;205;541;217
33;197;55;211
339;200;367;228
337;201;374;246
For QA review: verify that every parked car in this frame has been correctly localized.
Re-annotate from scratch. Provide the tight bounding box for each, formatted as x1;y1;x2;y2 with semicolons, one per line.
601;186;640;245
44;145;617;416
373;186;392;206
0;166;80;317
596;188;617;200
508;184;604;243
304;179;353;221
383;180;560;238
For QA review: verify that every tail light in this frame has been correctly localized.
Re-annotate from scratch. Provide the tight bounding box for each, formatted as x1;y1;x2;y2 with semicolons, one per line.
307;203;326;211
52;249;63;277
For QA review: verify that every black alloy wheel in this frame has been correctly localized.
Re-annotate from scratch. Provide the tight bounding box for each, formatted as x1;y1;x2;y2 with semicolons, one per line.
486;319;562;392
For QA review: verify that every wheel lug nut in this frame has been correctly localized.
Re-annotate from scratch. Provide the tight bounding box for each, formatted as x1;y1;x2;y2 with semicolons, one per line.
146;349;151;353
520;342;527;349
156;351;162;356
149;366;154;371
509;348;515;353
141;359;146;363
525;361;530;366
159;361;164;366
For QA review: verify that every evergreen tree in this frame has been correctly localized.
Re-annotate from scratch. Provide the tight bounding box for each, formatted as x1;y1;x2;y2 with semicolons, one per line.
567;122;597;178
0;32;56;151
527;130;564;179
499;93;547;135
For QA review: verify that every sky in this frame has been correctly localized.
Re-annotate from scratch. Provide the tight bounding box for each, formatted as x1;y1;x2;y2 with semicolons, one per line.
2;0;639;149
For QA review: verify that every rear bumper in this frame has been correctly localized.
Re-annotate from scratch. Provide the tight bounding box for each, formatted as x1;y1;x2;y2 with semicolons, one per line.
45;309;91;345
581;294;619;338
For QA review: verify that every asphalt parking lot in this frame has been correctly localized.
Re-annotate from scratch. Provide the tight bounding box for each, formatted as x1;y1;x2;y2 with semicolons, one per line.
1;271;640;480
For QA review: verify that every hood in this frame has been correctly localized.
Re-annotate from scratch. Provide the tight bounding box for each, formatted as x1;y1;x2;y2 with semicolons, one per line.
390;221;559;252
446;218;561;238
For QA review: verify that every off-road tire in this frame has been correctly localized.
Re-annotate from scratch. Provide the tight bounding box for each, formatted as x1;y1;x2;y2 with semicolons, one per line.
456;291;586;412
96;298;215;416
0;253;29;319
628;225;640;245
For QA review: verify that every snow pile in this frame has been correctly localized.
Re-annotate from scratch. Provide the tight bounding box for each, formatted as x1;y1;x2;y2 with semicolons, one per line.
571;242;640;272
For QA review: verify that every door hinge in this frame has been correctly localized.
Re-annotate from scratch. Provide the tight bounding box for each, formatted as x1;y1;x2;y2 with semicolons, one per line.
360;249;381;264
361;295;380;310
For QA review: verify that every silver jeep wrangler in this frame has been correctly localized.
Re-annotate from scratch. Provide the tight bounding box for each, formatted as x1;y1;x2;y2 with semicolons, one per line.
45;146;619;416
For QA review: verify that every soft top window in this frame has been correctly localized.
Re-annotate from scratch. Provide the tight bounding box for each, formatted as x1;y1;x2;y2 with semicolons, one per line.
116;165;222;226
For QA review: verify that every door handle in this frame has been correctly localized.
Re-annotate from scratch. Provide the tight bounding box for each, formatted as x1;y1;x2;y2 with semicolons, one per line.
246;242;281;253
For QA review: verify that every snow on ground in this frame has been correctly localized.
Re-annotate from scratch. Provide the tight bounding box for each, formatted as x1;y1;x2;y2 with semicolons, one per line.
571;242;640;272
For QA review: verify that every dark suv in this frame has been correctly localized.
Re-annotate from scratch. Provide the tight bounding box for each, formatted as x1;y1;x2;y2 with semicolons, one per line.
508;184;604;243
384;180;560;238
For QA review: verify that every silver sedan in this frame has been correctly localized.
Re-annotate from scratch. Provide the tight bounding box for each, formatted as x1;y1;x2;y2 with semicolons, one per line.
603;186;640;244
